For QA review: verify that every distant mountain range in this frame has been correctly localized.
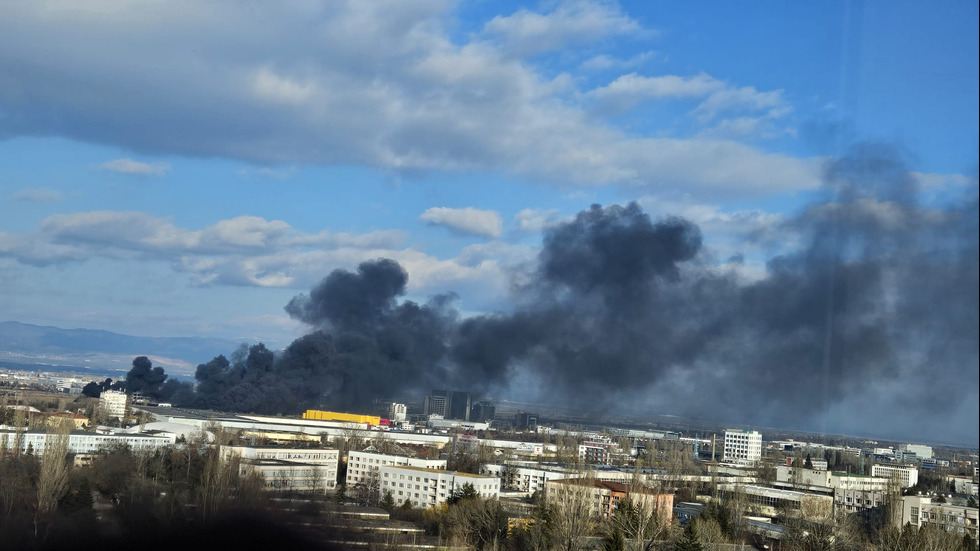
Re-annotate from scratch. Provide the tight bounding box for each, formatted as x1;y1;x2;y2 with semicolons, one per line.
0;321;245;378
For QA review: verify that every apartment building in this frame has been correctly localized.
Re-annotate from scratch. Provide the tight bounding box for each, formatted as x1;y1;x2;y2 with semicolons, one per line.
346;449;446;489
723;429;762;465
379;465;499;509
545;478;674;522
871;464;919;489
0;429;174;454
481;463;573;494
99;390;128;420
901;496;978;539
221;445;339;490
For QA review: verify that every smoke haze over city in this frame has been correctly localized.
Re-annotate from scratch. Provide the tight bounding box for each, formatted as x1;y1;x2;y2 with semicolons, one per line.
1;1;977;446
200;145;974;446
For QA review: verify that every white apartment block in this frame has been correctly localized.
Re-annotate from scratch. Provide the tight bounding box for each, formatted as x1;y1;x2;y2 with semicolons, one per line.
379;465;499;509
221;445;339;490
0;429;175;454
835;487;889;514
481;463;573;494
775;466;891;494
221;445;339;465
950;475;979;497
239;460;336;493
388;403;407;423
718;484;833;520
99;390;128;419
346;450;446;489
723;429;762;465
901;496;978;539
871;464;919;489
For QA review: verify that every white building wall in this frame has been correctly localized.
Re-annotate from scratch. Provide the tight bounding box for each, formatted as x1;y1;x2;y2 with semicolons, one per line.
482;463;572;493
901;496;979;539
723;429;762;464
221;445;339;488
871;464;919;488
99;390;128;419
346;450;446;488
899;443;933;459
388;403;407;423
0;430;174;454
379;465;499;509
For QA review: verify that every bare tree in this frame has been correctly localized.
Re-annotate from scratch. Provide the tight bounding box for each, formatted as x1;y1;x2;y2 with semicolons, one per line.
308;464;325;496
607;470;672;551
547;472;598;551
34;425;71;542
353;468;381;506
198;448;240;522
339;422;367;456
35;426;70;514
441;496;508;550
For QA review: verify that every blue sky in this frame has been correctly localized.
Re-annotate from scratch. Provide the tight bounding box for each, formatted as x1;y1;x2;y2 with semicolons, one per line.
1;0;977;346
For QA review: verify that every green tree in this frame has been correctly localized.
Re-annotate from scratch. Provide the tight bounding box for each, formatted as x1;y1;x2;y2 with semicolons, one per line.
674;523;703;551
380;490;395;511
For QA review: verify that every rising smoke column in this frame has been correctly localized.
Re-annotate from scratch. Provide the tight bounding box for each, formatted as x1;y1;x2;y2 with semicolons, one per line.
451;145;976;442
451;203;710;397
280;258;458;409
187;145;977;442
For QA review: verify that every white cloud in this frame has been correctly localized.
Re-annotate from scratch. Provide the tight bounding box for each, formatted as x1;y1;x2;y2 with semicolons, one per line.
912;171;976;190
514;208;563;232
581;50;656;71
100;158;171;176
586;72;791;136
420;207;503;238
0;1;818;199
691;85;788;123
481;0;644;57
0;209;514;309
588;72;724;108
10;188;63;203
4;210;406;265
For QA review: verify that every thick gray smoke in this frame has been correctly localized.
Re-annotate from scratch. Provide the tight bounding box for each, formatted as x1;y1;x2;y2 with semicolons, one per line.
189;146;977;444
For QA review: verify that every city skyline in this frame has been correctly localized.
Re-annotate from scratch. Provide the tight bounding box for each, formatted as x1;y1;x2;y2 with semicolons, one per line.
1;2;977;447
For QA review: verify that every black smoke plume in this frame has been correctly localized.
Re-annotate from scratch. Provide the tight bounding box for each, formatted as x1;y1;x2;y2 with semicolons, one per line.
184;145;977;444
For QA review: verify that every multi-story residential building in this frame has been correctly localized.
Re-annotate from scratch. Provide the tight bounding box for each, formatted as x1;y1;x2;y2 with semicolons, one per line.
424;393;449;418
346;449;446;489
545;478;674;522
388;403;407;423
221;445;339;490
950;475;979;497
871;464;919;489
900;496;979;539
775;466;891;493
723;429;762;465
99;390;128;420
481;463;573;494
379;465;499;509
717;484;833;520
834;486;890;517
579;441;616;465
240;460;335;493
0;429;174;454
